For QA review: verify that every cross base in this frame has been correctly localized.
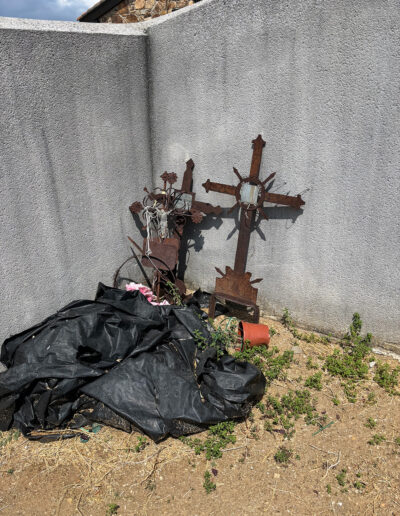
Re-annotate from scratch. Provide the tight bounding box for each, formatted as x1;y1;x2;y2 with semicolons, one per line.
207;266;261;322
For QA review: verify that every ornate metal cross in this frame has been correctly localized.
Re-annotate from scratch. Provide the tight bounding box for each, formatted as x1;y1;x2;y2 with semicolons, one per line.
202;135;305;321
128;159;222;299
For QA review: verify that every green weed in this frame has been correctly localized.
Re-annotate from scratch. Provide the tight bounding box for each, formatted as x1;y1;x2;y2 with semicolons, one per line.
343;381;357;403
367;434;386;446
203;471;216;494
365;418;377;429
336;469;347;487
373;362;400;394
354;480;366;490
262;389;321;439
135;435;148;453
180;421;236;460
106;503;119;516
282;308;293;328
234;346;293;387
274;446;293;464
194;319;238;359
0;430;20;448
165;280;183;306
256;402;265;414
323;313;371;380
306;357;319;370
304;372;323;391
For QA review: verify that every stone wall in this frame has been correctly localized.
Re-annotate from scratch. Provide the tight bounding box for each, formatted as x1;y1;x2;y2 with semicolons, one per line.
99;0;194;23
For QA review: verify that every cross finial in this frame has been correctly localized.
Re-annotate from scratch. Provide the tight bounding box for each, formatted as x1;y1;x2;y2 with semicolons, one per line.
252;134;266;148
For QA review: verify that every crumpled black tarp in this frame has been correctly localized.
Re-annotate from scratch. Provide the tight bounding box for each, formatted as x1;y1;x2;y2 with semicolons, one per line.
0;284;265;441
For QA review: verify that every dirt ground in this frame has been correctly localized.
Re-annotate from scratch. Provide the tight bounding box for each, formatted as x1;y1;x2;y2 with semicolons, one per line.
1;312;400;516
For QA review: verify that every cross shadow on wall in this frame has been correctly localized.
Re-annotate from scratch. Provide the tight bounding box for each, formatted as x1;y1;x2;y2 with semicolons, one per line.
177;197;304;281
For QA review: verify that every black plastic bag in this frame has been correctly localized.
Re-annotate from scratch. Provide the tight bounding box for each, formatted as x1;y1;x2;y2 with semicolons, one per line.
0;284;265;441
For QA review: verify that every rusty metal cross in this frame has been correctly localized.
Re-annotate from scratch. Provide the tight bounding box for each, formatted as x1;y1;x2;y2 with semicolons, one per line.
202;135;305;321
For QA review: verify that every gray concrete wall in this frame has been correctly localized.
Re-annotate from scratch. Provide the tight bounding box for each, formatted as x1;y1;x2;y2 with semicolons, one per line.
147;0;400;346
0;18;151;344
1;0;400;349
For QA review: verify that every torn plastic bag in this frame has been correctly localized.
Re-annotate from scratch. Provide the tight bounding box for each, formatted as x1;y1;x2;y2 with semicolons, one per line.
0;284;265;441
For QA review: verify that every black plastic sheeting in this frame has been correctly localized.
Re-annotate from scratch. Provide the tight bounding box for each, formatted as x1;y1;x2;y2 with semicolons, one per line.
0;284;265;441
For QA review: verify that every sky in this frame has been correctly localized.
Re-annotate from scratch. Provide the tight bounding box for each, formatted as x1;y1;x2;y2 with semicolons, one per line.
0;0;95;21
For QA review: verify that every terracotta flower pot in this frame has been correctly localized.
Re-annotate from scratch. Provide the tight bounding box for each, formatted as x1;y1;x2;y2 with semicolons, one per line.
238;321;270;350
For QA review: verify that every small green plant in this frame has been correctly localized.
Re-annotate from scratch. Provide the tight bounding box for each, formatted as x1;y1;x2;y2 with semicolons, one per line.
203;471;216;494
256;402;265;414
145;480;156;491
326;484;332;494
282;308;293;328
194;318;238;359
394;437;400;446
365;418;377;429
233;346;293;386
106;503;119;516
368;434;386;446
135;435;148;453
304;372;323;391
250;424;259;440
264;420;273;432
336;469;347;487
373;362;400;394
270;327;277;337
262;389;320;439
343;381;357;403
366;392;376;404
274;446;293;464
193;329;223;359
332;397;340;406
323;314;371;382
180;421;236;460
0;430;20;448
353;480;366;490
7;468;14;475
306;357;319;370
165;280;183;306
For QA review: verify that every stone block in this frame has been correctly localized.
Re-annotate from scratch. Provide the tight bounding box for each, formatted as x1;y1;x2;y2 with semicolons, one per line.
125;14;139;22
135;0;146;9
110;14;123;22
117;6;130;16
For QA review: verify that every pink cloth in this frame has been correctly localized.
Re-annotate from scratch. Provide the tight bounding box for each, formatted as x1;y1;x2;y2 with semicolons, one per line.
125;282;170;306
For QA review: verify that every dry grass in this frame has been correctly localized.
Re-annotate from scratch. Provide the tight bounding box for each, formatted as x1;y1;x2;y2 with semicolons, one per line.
1;313;400;515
